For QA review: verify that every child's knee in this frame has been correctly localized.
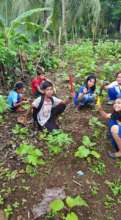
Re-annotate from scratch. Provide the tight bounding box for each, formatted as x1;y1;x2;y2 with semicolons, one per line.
111;125;119;135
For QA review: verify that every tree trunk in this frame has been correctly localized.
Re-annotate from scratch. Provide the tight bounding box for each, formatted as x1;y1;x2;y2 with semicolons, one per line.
61;0;67;42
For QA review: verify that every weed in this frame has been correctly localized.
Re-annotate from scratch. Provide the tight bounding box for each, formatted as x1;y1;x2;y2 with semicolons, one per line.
90;183;99;196
4;204;13;218
91;160;106;176
12;124;28;139
0;195;4;205
105;179;121;196
40;130;73;155
104;194;115;208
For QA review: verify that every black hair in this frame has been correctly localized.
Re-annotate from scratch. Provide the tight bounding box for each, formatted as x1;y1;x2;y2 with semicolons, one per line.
111;111;121;122
111;98;121;121
41;80;53;90
116;71;121;78
14;81;24;91
36;66;45;75
85;74;96;92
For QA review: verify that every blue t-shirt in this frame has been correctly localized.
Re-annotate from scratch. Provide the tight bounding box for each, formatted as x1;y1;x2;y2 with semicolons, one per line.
7;90;21;108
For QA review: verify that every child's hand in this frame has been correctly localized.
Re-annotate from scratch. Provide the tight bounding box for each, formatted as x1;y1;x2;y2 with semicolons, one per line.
83;88;88;94
64;97;72;104
22;100;28;104
71;91;75;97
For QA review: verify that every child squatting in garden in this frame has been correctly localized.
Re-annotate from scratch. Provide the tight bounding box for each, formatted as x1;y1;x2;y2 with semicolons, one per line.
101;71;121;103
7;81;28;112
74;74;96;109
98;97;121;158
32;80;69;132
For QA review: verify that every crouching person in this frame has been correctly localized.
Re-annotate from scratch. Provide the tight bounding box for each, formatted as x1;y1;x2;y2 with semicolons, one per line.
7;81;27;112
32;81;67;132
98;98;121;158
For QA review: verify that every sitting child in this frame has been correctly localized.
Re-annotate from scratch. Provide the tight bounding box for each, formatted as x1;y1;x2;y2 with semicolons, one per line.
98;98;121;158
74;74;96;109
32;81;68;132
102;71;121;102
7;81;27;112
31;66;47;97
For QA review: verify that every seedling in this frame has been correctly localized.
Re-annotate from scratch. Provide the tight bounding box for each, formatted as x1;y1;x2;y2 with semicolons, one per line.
91;160;106;176
4;204;13;218
16;143;45;176
90;183;99;196
0;195;4;205
12;124;28;139
12;201;20;209
65;212;79;220
105;179;121;196
40;130;73;155
49;199;64;215
89;116;105;128
49;195;88;219
75;136;100;159
104;194;115;208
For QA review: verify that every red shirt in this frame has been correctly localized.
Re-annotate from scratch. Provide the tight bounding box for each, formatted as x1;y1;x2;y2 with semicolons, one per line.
31;76;46;94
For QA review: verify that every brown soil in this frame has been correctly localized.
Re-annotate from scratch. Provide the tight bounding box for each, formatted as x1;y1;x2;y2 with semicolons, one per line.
0;77;121;220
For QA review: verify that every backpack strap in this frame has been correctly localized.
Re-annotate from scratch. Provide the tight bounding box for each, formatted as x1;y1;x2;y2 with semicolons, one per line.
36;95;45;114
33;95;44;123
33;95;54;123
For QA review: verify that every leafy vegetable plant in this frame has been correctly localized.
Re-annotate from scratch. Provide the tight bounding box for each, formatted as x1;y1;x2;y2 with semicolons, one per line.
16;143;45;176
75;136;100;159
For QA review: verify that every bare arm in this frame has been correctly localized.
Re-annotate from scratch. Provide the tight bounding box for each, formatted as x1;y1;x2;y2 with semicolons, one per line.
36;85;44;94
14;100;28;107
98;105;111;120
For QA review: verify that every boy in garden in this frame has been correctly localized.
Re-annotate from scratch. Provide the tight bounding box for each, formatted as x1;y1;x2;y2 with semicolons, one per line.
32;80;68;132
101;71;121;103
74;74;96;109
31;66;47;97
7;81;27;112
98;98;121;158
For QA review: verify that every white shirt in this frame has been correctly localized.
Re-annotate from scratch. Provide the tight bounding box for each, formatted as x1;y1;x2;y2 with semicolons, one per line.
32;96;62;126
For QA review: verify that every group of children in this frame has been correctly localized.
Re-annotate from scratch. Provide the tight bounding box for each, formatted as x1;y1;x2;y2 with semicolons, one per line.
7;68;121;159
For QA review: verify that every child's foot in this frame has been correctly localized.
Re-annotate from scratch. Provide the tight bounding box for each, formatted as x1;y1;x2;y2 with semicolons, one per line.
107;151;121;159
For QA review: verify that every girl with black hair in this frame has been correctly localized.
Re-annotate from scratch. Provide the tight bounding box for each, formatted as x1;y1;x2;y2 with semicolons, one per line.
74;74;96;109
98;98;121;158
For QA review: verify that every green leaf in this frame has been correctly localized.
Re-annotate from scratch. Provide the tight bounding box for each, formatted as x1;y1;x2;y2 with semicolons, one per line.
66;196;88;208
65;212;79;220
91;150;100;159
82;136;91;146
16;144;33;155
49;199;64;214
75;146;90;158
11;8;51;30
